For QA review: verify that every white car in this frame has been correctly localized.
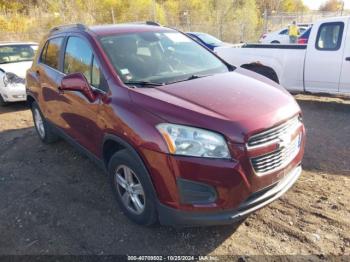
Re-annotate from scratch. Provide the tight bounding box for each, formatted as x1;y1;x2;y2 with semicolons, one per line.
215;16;350;96
0;42;38;106
260;25;309;44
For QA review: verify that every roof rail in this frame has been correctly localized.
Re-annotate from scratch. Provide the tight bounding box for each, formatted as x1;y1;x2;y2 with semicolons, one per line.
145;21;161;26
126;21;161;26
50;23;87;33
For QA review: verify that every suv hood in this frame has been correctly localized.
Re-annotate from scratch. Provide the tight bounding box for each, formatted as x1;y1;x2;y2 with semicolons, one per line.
0;61;33;78
130;69;300;143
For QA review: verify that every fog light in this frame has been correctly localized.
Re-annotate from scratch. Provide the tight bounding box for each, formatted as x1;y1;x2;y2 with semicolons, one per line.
177;178;217;205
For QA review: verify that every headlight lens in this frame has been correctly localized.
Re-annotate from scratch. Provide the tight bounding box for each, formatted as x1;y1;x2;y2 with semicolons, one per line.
156;123;231;159
3;72;25;87
3;74;9;87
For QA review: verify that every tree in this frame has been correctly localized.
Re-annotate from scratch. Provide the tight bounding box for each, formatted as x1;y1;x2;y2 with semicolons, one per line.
319;0;344;12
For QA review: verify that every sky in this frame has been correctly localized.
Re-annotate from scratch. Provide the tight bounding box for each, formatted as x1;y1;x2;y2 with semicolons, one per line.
303;0;350;10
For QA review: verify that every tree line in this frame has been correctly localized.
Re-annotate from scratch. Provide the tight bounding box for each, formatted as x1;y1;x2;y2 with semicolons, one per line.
0;0;346;42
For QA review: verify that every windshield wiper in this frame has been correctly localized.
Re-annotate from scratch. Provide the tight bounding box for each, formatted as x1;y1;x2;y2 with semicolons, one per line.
166;74;211;85
124;81;165;87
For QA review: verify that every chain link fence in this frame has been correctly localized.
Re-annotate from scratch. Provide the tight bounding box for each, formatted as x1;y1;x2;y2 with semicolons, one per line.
264;10;350;33
1;8;350;44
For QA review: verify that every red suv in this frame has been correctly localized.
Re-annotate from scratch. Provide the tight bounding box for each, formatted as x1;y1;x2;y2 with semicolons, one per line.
26;23;305;226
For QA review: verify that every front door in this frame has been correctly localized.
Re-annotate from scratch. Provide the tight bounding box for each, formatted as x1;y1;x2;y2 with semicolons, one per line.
339;18;350;95
59;35;108;156
304;21;346;93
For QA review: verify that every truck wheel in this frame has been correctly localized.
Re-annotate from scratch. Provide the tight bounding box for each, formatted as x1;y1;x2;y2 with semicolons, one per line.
108;149;157;226
271;40;280;44
0;95;8;106
31;102;59;144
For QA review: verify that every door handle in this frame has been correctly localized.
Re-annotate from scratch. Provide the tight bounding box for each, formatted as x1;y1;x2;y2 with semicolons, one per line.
58;86;64;94
345;57;350;61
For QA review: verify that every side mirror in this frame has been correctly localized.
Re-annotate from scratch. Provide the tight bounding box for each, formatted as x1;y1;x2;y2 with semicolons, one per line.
60;73;96;102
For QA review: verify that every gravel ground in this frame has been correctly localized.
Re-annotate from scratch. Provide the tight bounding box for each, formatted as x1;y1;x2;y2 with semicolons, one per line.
0;95;349;256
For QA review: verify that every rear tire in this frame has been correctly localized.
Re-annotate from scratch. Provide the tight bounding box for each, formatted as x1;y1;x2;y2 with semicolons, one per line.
108;149;158;226
31;102;59;144
0;95;8;106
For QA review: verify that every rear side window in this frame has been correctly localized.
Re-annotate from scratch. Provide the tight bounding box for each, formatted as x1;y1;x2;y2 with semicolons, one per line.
64;36;108;92
40;37;63;70
279;29;288;35
316;22;344;51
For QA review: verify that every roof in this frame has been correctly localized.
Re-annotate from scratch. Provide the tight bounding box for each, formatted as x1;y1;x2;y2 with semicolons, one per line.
49;23;174;37
89;24;172;36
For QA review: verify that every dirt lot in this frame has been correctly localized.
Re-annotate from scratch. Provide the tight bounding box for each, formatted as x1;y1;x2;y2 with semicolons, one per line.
0;96;349;256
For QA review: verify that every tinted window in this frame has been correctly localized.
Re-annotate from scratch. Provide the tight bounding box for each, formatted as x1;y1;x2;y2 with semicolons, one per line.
41;37;63;70
64;36;108;91
316;22;344;51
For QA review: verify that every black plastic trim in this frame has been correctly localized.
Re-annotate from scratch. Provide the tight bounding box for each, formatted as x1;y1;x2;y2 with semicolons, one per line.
243;44;307;49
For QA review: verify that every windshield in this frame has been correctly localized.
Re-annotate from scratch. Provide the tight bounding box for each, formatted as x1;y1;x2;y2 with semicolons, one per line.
100;31;229;85
196;33;223;45
0;45;37;64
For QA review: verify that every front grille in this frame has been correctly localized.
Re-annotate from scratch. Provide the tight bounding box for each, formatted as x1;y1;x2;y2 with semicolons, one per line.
248;116;300;148
247;115;302;175
251;133;301;174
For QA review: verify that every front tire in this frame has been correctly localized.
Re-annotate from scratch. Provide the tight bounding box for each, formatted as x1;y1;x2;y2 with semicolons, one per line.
31;102;59;144
108;149;157;226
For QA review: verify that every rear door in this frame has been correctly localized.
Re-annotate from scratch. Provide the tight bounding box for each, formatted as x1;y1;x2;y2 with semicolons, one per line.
36;36;65;125
304;21;346;93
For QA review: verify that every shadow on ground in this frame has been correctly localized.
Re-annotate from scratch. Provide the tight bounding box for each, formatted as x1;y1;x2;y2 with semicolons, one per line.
0;127;241;255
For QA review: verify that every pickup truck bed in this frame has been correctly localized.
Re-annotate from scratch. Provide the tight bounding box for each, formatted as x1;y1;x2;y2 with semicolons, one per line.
216;16;350;96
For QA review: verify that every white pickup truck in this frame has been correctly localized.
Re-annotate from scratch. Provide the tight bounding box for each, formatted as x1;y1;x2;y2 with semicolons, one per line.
216;16;350;96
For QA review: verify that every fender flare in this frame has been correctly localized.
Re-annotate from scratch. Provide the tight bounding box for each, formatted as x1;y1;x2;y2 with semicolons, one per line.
102;133;159;199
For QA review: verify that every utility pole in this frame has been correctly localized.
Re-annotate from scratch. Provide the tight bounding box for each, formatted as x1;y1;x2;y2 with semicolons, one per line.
341;0;345;16
111;7;115;24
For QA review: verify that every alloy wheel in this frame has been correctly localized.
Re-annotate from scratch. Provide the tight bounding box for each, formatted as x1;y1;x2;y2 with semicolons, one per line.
34;108;45;138
115;165;145;215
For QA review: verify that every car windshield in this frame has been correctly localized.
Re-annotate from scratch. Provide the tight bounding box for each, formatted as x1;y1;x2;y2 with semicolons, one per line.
196;33;223;45
100;31;230;85
0;44;37;64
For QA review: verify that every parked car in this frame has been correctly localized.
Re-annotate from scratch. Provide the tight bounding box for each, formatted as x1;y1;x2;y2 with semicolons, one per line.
259;25;309;44
186;32;231;50
216;16;350;96
0;42;38;106
298;27;312;44
26;23;305;226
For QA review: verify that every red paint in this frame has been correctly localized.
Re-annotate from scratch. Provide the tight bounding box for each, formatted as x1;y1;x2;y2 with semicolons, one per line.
26;24;305;215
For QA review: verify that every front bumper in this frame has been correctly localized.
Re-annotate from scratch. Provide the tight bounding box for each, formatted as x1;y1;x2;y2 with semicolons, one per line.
1;84;26;102
157;165;302;226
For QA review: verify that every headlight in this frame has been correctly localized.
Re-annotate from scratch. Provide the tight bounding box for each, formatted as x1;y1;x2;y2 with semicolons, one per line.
3;74;9;87
156;123;231;159
3;72;25;87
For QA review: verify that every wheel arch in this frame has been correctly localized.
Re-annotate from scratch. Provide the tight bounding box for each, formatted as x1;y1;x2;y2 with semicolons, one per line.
241;63;280;84
102;133;158;198
26;94;36;108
